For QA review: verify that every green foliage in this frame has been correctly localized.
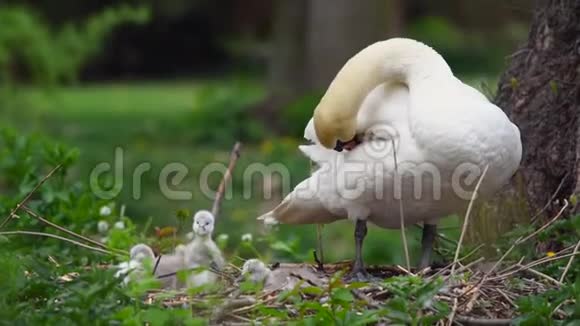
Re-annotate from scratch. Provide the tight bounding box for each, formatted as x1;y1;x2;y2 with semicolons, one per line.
189;79;266;146
408;16;506;75
0;127;101;234
514;277;580;325
281;92;322;138
250;273;448;325
382;276;450;325
492;214;580;282
0;5;149;87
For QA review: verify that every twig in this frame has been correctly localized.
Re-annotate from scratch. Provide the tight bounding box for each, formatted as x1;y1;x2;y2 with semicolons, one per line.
518;264;562;285
21;205;115;252
211;142;242;219
396;264;415;276
559;240;580;283
490;251;580;281
483;200;568;279
413;224;458;246
153;255;162;275
451;257;485;276
447;298;458;326
0;231;111;255
496;288;517;309
451;165;489;275
0;164;62;229
392;138;410;270
463;284;481;314
531;173;568;223
212;297;256;323
431;245;484;279
454;315;511;325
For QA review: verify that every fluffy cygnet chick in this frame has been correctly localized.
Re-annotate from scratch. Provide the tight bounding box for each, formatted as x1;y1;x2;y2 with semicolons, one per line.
115;243;155;285
183;210;225;287
153;245;189;289
184;210;225;269
241;259;272;284
240;261;324;293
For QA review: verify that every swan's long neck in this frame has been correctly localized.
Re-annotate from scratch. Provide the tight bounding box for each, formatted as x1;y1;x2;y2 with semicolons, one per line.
313;38;452;148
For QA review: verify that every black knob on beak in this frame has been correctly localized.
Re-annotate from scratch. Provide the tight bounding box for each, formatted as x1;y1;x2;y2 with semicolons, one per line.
334;140;345;152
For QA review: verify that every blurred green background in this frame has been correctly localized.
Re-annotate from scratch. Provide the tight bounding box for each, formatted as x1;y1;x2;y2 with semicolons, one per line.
0;0;532;264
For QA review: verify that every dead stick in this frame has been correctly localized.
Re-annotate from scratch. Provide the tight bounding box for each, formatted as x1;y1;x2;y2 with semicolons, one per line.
516;264;562;285
0;231;112;255
454;315;511;325
392;138;410;270
211;142;241;219
559;239;580;283
531;172;568;223
21;205;118;252
0;164;62;229
483;200;568;280
451;165;489;275
490;251;580;281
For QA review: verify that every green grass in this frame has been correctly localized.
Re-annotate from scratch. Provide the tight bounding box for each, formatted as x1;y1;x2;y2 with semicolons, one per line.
0;77;494;264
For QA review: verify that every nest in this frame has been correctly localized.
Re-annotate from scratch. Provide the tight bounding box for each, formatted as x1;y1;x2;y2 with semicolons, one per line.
138;251;574;326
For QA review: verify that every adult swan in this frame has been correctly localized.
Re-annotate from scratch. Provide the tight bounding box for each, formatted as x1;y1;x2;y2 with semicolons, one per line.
259;38;522;281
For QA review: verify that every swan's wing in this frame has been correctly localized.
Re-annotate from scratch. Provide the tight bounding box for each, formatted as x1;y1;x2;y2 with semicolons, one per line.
298;144;337;165
257;178;342;225
300;119;338;164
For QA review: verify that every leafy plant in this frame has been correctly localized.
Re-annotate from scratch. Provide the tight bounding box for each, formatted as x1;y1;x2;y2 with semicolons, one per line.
0;5;149;88
514;277;580;325
189;79;266;146
382;276;450;325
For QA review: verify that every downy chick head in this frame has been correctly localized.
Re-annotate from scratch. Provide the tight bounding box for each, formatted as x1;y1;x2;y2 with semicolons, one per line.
129;243;155;263
241;259;271;284
193;210;215;236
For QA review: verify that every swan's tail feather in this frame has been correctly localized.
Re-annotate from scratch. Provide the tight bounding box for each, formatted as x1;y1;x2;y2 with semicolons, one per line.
257;210;280;226
257;190;341;225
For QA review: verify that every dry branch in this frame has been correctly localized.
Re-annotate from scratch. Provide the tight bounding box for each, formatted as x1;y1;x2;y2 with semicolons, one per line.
211;142;242;219
0;164;62;229
452;165;489;275
391;138;410;270
21;205;111;251
559;240;580;283
0;230;112;255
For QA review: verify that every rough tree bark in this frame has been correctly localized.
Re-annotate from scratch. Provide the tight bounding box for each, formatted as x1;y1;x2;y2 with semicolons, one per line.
495;0;580;220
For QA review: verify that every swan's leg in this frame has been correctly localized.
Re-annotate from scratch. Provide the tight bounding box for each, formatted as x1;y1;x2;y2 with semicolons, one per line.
345;219;377;282
418;223;437;269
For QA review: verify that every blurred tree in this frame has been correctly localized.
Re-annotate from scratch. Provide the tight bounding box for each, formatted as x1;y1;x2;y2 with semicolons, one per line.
495;0;579;219
268;0;308;109
262;0;401;131
305;0;389;90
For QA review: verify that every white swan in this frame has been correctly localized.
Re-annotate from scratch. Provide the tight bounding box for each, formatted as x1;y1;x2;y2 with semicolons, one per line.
259;38;522;280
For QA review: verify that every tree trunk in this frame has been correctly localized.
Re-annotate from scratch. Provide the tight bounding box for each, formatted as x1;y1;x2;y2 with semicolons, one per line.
268;0;309;106
494;0;580;220
305;0;388;90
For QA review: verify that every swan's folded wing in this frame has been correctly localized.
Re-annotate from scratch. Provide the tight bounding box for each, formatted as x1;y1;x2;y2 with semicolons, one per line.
298;144;336;165
257;179;341;225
